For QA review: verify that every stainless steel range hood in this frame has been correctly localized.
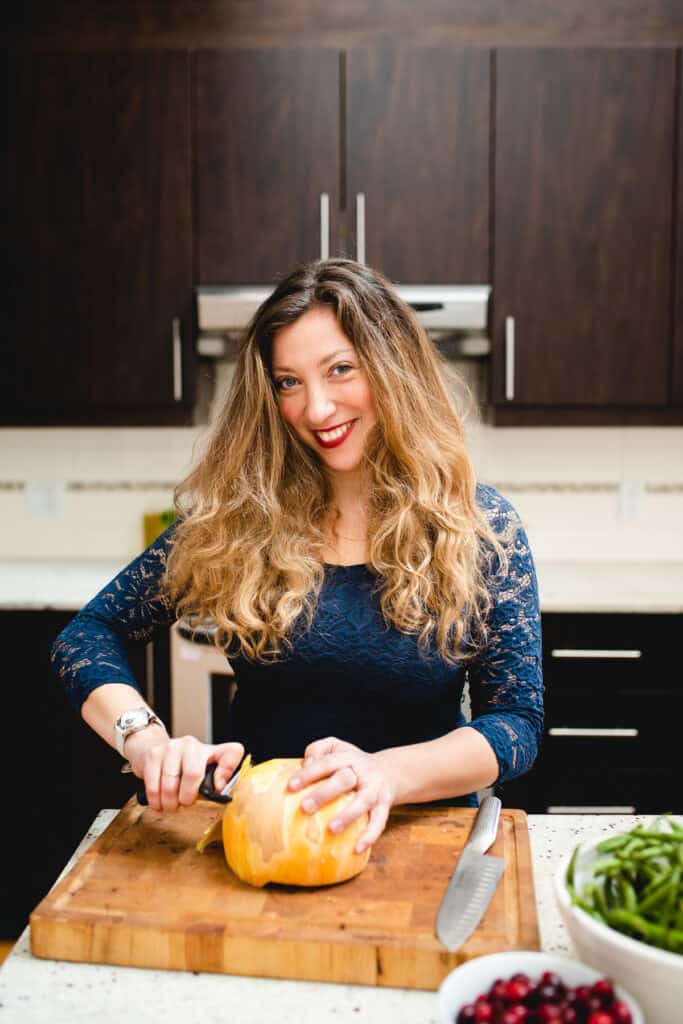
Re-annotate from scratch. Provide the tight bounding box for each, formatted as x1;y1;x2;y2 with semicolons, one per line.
196;284;491;358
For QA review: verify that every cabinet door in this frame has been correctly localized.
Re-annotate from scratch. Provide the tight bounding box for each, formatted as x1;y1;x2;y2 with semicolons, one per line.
195;49;339;284
5;51;193;422
493;49;675;407
673;49;683;405
346;48;490;283
0;611;151;937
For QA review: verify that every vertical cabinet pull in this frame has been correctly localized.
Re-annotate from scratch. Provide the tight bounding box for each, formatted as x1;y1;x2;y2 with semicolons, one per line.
172;317;183;402
356;193;366;264
320;193;330;260
548;727;639;738
505;316;515;400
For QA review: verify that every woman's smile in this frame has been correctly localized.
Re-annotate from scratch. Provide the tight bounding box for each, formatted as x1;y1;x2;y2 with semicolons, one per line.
313;419;358;448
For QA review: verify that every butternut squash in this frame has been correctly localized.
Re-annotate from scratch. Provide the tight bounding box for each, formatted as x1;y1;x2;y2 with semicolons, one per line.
197;756;371;887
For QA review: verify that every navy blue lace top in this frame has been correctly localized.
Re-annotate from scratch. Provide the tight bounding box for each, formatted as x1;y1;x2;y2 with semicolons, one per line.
51;484;543;807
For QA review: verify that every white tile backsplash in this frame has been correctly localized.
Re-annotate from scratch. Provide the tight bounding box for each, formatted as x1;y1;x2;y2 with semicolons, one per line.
1;424;682;563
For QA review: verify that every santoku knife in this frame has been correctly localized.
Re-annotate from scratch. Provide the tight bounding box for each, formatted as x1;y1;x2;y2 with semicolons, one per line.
435;795;506;951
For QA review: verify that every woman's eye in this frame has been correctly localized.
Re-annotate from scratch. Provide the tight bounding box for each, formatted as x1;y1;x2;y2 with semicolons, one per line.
275;376;298;391
331;363;354;377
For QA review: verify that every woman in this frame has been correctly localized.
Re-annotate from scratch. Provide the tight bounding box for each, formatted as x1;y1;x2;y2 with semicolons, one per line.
52;259;543;855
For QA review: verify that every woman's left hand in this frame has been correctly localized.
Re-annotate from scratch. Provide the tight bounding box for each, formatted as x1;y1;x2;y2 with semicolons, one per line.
286;736;396;853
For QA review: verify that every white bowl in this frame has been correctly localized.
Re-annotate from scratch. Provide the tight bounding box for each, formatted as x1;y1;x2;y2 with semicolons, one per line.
438;950;643;1024
554;846;683;1024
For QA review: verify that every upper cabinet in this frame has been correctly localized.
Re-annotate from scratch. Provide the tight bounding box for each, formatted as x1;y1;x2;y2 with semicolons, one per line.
194;49;340;284
345;48;489;283
492;48;676;411
3;51;194;425
194;47;491;286
673;56;683;407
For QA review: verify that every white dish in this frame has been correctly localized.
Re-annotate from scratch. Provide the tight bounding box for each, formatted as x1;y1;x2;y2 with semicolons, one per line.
438;950;643;1024
554;845;683;1024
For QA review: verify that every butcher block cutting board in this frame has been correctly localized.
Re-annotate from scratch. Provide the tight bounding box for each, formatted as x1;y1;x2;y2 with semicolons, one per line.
30;799;539;989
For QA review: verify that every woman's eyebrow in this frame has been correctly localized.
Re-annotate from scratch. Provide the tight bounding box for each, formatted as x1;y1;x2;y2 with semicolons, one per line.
272;348;355;373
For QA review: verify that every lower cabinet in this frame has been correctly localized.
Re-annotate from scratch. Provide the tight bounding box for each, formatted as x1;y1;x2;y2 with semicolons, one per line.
1;610;170;938
497;612;679;814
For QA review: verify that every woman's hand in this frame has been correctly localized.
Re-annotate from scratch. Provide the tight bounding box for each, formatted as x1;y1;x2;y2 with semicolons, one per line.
287;737;396;853
125;728;244;813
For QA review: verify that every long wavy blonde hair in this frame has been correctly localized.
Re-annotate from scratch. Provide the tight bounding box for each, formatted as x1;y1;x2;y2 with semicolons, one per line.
164;259;507;663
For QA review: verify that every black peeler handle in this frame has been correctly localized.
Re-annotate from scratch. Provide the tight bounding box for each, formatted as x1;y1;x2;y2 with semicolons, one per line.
136;761;235;806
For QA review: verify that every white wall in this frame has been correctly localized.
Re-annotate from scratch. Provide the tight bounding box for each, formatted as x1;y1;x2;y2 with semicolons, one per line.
1;419;682;565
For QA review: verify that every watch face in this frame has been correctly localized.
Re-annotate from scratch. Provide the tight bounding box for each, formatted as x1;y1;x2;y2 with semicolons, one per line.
120;709;148;730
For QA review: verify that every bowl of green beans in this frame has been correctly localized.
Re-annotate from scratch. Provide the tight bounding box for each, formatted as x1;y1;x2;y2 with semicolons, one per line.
553;815;683;1023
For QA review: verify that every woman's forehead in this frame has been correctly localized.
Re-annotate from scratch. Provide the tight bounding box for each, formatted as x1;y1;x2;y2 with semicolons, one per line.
271;307;355;372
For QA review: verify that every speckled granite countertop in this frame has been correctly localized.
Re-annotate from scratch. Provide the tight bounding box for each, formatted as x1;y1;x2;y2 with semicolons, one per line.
1;559;682;613
0;813;648;1024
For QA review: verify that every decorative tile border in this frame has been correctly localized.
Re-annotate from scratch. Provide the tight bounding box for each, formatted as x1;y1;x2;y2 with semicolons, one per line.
0;481;175;493
1;480;682;495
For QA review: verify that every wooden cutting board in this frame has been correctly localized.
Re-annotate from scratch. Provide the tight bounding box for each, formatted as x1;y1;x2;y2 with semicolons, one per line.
30;799;539;989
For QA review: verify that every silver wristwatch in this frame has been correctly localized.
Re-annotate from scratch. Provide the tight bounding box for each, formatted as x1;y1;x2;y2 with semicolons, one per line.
114;706;164;757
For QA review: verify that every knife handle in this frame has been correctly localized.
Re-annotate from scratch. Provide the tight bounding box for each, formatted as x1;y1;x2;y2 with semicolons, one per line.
135;762;235;806
465;795;502;854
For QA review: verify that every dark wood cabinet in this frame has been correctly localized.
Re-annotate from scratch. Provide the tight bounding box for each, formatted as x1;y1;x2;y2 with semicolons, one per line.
194;46;491;286
194;49;340;284
345;47;490;283
0;610;171;939
4;51;194;425
498;613;680;815
673;52;683;407
492;48;676;411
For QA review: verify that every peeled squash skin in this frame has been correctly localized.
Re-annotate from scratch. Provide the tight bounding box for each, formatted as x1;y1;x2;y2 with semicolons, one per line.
199;756;371;888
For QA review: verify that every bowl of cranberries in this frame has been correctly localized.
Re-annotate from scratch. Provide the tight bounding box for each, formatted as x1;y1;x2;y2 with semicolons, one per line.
438;951;643;1024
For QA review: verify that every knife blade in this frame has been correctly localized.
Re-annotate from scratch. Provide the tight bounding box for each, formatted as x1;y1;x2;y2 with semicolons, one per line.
435;795;506;951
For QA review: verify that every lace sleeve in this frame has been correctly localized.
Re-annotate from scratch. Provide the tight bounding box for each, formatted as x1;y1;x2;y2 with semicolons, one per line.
50;523;179;712
466;486;544;784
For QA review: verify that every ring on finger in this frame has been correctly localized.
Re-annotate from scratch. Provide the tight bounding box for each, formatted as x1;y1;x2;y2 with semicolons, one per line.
162;771;181;778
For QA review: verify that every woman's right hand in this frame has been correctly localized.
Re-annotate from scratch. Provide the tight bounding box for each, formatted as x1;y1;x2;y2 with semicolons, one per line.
124;728;245;812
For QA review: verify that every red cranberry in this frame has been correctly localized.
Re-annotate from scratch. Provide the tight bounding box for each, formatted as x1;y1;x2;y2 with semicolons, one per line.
505;980;532;1002
591;980;615;1006
541;973;564;989
490;979;508;1000
586;1013;614;1024
457;1005;477;1024
611;1002;632;1024
500;1012;522;1024
510;1007;529;1023
562;1010;579;1024
586;996;604;1015
474;1002;494;1023
512;973;532;985
538;984;561;1004
573;986;591;1006
537;1006;563;1023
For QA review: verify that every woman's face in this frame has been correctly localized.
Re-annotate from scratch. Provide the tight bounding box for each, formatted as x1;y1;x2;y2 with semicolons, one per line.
271;305;378;479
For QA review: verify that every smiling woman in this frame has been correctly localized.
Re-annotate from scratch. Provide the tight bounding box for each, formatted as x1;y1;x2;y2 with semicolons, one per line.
51;258;543;856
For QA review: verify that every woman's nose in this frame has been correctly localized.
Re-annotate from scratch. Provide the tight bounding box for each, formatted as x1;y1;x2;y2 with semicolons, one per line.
305;384;336;425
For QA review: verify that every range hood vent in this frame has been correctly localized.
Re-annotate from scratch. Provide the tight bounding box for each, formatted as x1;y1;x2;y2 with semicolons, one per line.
196;284;491;358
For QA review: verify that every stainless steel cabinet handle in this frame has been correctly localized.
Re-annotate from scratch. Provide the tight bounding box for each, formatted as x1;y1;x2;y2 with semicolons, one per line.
549;727;639;738
547;806;636;814
320;192;330;260
505;316;515;400
551;648;642;660
172;317;183;402
356;192;366;264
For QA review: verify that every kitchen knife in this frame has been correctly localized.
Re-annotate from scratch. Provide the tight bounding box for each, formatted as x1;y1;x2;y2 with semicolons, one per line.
435;795;506;951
